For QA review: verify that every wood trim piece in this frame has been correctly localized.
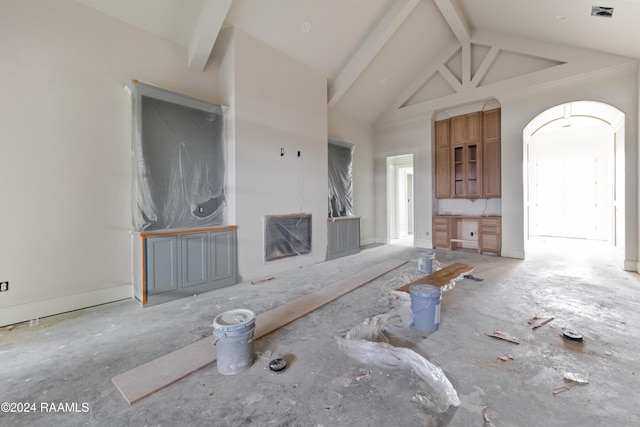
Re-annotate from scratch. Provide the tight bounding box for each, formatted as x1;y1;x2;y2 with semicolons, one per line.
395;262;474;292
134;225;238;238
141;235;147;305
112;258;408;404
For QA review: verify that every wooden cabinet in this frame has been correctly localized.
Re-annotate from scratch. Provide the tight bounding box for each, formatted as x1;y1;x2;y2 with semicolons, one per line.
482;108;501;198
327;217;360;260
452;112;483;198
451;115;465;146
432;215;501;256
435;119;451;198
434;109;500;199
465;112;482;144
452;140;482;198
479;217;501;255
133;226;238;306
432;216;451;249
182;232;209;289
146;235;179;294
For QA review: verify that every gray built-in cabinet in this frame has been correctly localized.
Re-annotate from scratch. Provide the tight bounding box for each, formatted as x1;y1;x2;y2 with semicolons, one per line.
327;217;360;260
133;227;237;306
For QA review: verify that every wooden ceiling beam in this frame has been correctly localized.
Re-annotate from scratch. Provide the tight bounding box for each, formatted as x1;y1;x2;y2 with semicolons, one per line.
188;0;233;71
434;0;471;44
328;0;420;109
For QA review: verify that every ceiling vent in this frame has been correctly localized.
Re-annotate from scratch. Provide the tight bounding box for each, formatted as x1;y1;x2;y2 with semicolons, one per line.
591;6;614;17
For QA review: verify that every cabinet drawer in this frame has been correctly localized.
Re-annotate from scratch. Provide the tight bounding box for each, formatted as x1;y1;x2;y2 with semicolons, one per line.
481;234;499;250
434;222;450;231
481;218;500;232
481;226;498;234
434;217;450;226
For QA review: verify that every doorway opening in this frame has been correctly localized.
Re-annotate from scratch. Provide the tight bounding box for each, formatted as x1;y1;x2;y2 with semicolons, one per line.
386;154;414;246
523;101;625;265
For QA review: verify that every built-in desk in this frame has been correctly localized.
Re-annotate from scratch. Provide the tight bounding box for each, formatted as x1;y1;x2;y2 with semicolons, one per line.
433;215;501;256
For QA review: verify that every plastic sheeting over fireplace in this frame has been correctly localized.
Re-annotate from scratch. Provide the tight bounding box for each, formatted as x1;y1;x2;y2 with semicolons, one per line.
264;214;312;262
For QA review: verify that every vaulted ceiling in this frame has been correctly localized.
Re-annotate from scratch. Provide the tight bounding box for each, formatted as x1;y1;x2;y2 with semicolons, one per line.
74;0;640;125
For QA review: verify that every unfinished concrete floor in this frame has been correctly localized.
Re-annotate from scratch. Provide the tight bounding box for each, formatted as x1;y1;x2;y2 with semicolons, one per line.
1;238;639;426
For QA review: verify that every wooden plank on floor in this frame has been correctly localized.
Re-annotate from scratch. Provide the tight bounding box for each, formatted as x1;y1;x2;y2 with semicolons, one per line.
112;258;408;404
395;262;474;293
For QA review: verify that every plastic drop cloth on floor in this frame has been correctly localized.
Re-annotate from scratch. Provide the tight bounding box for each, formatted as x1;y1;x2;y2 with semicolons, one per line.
335;274;460;413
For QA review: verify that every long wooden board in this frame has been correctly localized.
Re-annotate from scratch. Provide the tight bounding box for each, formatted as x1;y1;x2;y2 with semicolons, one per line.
112;258;407;404
395;262;474;293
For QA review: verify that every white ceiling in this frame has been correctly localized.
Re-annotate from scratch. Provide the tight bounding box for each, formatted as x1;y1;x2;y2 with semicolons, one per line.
73;0;640;124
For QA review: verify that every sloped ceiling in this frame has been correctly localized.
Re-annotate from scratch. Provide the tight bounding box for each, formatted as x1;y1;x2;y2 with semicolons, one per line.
73;0;640;125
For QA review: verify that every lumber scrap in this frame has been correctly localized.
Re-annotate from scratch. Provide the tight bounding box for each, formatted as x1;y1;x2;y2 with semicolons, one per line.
528;316;555;329
486;330;520;344
112;258;407;404
553;381;579;395
395;262;474;293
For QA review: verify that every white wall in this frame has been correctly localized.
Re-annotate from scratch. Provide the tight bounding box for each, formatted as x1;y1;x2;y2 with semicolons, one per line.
374;120;433;248
328;111;376;246
218;28;328;281
0;0;221;326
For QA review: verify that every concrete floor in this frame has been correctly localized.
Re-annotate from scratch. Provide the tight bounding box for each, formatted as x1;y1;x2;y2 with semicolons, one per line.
1;238;639;426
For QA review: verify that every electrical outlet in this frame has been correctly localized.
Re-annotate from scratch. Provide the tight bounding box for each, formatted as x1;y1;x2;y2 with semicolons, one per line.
0;281;8;292
425;231;430;236
198;206;204;213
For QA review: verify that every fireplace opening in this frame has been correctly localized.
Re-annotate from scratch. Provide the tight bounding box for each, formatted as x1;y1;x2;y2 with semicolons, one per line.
264;214;312;261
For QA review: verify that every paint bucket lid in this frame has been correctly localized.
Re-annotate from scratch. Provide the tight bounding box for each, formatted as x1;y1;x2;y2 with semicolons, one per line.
268;358;287;373
410;284;441;298
213;309;256;332
562;329;584;342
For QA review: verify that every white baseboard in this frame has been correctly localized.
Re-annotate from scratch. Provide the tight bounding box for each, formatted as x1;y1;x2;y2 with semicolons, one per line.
500;248;525;259
0;285;132;327
415;238;431;249
359;237;377;246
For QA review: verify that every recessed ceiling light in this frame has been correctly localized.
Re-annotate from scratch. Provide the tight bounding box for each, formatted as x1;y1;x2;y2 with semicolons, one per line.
379;77;388;85
301;21;312;33
591;6;614;17
555;14;567;21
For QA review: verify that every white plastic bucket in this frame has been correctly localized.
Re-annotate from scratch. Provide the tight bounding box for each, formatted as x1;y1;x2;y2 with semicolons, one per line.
410;284;442;332
417;252;436;274
212;309;256;375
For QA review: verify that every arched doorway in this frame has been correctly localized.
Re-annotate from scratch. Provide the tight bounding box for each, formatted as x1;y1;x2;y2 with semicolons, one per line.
523;101;625;265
